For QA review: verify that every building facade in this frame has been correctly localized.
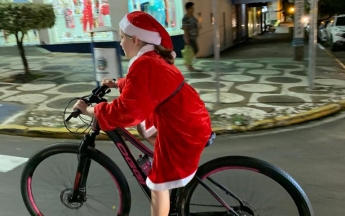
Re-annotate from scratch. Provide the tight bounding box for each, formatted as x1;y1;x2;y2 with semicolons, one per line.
0;0;282;57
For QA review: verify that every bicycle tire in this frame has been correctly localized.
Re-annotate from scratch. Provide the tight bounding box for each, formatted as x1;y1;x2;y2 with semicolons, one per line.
20;143;131;216
178;156;314;216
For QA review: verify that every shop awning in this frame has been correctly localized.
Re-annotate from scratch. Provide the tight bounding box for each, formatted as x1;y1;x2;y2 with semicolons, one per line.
232;0;279;4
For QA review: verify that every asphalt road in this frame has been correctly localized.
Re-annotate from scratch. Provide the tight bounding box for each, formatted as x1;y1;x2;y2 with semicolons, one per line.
1;115;345;215
326;45;345;66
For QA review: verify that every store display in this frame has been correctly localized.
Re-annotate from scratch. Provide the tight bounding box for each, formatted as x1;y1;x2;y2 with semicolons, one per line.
98;0;110;27
44;0;113;43
81;0;93;32
1;0;183;46
127;0;183;34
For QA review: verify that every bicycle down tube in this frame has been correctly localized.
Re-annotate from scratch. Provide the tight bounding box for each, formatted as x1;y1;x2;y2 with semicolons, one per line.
108;125;238;215
106;127;153;201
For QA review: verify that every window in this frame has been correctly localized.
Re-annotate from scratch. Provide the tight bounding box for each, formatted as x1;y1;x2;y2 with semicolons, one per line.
336;17;345;26
45;0;113;43
0;0;39;46
127;0;184;35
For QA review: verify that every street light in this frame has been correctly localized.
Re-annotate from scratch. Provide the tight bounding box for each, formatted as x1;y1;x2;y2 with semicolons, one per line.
290;7;295;13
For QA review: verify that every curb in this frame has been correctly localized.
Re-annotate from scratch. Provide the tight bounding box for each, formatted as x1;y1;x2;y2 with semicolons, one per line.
0;101;344;140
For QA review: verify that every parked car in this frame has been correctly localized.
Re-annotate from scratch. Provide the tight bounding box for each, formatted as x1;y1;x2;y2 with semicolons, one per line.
318;19;331;43
305;19;331;43
326;15;345;51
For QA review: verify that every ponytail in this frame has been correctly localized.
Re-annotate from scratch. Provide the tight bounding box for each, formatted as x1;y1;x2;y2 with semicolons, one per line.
154;45;175;65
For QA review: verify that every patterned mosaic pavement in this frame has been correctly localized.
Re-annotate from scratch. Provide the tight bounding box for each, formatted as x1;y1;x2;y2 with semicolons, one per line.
1;49;345;128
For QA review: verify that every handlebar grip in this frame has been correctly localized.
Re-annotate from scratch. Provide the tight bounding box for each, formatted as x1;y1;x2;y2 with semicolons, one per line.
66;109;81;122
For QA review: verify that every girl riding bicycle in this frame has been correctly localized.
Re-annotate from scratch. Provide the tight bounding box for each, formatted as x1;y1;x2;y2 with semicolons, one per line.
73;11;212;216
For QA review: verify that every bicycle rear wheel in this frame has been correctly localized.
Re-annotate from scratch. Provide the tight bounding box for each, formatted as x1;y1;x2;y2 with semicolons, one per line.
21;143;131;216
178;156;313;216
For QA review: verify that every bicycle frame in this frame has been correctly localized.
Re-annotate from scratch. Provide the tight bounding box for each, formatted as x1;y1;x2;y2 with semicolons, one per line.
70;110;238;215
70;117;181;214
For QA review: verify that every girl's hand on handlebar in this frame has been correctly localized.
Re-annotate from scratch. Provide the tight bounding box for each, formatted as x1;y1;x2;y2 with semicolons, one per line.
101;78;117;88
72;100;95;117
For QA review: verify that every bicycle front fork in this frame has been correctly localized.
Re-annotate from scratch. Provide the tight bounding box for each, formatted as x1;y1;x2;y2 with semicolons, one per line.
70;134;95;203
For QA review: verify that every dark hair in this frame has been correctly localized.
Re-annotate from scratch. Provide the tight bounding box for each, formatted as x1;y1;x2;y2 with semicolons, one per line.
154;45;174;65
185;2;194;10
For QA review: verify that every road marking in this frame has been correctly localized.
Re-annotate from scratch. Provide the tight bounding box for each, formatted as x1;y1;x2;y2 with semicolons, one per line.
321;44;345;70
317;43;325;50
225;112;345;139
0;154;28;172
1;111;26;125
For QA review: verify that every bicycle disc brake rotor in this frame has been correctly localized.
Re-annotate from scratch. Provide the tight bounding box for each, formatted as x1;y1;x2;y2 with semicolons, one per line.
60;188;84;210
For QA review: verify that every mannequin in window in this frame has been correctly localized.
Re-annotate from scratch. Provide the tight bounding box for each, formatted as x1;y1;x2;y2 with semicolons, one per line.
81;0;93;32
63;2;75;38
98;0;110;27
131;0;169;27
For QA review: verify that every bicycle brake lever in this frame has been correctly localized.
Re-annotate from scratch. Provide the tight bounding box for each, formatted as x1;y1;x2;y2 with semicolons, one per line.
66;109;81;122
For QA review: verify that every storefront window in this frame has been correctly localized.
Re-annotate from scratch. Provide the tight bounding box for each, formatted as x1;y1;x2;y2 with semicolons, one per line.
0;0;39;46
45;0;113;43
128;0;184;35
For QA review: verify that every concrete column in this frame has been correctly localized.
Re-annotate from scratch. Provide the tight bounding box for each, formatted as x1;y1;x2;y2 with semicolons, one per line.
32;0;51;44
292;0;305;61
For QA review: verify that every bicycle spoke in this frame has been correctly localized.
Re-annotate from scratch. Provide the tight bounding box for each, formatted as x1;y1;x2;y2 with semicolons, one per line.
23;150;125;216
206;176;244;206
182;156;313;216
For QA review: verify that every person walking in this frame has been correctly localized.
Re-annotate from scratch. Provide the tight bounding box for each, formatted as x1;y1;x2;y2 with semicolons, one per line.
182;2;201;72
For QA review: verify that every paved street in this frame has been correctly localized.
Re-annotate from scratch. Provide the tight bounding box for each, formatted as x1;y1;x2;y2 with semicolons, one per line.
323;43;345;67
0;114;345;215
1;33;345;130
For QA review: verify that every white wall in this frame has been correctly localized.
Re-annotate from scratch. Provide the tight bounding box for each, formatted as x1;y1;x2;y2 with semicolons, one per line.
267;1;282;24
183;0;233;57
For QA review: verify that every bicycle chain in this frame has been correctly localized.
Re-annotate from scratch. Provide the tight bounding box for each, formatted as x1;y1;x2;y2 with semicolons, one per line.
190;203;224;207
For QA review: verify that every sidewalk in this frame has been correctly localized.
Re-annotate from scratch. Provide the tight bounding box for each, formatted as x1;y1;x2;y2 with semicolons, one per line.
1;33;345;139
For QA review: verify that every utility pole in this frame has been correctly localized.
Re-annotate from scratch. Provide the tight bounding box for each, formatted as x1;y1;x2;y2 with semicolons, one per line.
212;0;221;104
307;0;318;90
292;0;305;61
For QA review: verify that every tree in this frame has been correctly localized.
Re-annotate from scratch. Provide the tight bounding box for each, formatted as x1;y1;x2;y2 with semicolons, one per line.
281;0;295;21
317;0;345;18
0;3;55;75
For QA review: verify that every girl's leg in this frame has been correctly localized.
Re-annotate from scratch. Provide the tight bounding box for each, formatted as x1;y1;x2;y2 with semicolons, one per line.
151;190;170;216
137;124;157;146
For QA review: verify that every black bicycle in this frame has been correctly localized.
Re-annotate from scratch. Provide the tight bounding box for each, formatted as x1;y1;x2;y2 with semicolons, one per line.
20;85;314;216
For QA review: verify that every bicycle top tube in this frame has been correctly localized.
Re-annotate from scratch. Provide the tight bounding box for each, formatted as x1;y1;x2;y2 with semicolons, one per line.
65;85;154;157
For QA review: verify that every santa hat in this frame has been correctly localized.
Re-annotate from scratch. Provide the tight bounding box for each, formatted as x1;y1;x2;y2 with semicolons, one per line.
119;11;176;58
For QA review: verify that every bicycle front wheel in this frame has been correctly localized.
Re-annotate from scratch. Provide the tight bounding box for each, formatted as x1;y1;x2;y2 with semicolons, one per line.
179;156;313;216
21;143;131;216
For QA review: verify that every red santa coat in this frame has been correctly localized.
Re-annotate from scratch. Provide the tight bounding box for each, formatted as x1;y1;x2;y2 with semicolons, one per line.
94;45;212;191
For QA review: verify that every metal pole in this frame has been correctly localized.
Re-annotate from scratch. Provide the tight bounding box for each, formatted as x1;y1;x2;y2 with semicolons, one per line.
90;33;100;87
307;0;318;90
213;0;221;104
292;0;305;61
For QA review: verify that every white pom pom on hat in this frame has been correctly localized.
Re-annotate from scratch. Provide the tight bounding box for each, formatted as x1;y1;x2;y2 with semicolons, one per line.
119;11;176;58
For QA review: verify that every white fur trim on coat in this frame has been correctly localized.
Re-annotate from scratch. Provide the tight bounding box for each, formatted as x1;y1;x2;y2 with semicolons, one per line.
119;15;161;45
139;120;157;138
128;44;155;69
146;170;197;191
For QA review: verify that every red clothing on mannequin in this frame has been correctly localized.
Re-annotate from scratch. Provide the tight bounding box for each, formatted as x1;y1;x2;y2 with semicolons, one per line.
100;2;109;15
64;8;75;29
82;0;93;32
94;45;212;191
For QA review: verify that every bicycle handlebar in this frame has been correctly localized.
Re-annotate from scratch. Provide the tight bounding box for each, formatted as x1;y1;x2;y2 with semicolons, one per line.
65;85;111;122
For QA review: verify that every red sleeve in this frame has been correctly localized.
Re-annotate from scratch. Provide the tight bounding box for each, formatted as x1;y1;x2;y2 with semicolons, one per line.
117;77;126;93
94;60;155;131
